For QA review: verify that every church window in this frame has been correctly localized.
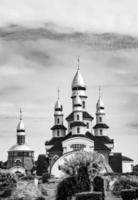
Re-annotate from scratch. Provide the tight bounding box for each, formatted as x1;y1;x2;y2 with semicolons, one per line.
57;130;60;137
82;101;85;109
77;127;80;134
99;117;102;122
71;144;86;151
100;129;103;135
57;118;60;124
77;114;79;120
15;159;22;166
86;122;89;129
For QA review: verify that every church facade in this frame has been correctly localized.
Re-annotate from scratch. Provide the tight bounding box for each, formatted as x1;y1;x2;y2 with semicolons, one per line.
45;65;133;177
7;109;34;174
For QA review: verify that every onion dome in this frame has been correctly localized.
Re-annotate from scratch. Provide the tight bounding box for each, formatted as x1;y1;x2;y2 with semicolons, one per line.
96;97;104;111
17;109;25;133
96;87;105;111
74;93;82;106
55;89;63;111
72;69;86;89
55;99;62;110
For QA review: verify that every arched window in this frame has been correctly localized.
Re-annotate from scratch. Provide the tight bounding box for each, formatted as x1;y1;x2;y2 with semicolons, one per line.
86;122;89;129
99;117;102;122
15;159;22;166
77;127;80;134
82;101;85;109
77;114;79;120
100;129;103;135
57;118;60;124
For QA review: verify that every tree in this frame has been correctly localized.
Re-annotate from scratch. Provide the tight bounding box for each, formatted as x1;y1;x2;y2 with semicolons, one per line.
59;151;111;179
36;155;49;176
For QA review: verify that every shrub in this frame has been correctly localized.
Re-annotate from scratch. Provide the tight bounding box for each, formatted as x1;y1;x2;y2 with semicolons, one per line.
36;155;49;176
10;182;42;200
121;189;136;200
42;173;50;183
56;166;90;200
75;192;103;200
0;172;17;198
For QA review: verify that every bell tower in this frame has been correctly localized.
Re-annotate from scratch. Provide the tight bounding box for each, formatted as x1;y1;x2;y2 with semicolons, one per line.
93;87;109;136
51;90;66;137
17;108;26;145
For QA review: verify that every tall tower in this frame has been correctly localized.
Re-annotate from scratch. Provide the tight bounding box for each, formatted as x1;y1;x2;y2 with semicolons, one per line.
66;58;93;133
71;92;86;135
51;90;66;137
17;108;26;145
71;58;87;110
93;88;109;136
7;109;34;174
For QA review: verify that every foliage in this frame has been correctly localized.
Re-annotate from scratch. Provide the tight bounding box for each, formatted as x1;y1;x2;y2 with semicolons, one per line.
10;181;42;200
111;176;138;196
42;173;50;183
56;166;91;200
93;176;105;199
59;151;109;179
36;155;49;176
21;174;35;181
76;192;103;200
121;189;136;200
0;171;17;198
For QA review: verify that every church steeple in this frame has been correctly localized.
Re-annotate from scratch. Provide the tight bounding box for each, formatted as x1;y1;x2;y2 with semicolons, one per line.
93;87;109;136
17;108;26;145
71;58;87;110
51;90;66;138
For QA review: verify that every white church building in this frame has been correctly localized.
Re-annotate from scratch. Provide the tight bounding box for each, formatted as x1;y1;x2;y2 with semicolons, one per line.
45;62;133;177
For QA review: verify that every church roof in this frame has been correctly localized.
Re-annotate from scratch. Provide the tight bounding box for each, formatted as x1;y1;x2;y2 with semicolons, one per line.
93;123;109;129
46;131;113;153
122;156;133;162
9;144;33;152
94;135;114;144
51;125;67;130
72;69;86;89
45;137;64;146
85;132;113;151
66;111;93;121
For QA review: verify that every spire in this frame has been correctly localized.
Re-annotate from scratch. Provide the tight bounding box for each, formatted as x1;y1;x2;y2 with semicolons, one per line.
72;58;86;89
55;89;62;111
96;86;104;111
17;108;25;132
20;108;22;120
99;86;101;98
58;88;60;100
77;56;80;71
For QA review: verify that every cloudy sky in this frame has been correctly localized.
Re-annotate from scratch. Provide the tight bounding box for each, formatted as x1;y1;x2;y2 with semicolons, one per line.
0;0;138;164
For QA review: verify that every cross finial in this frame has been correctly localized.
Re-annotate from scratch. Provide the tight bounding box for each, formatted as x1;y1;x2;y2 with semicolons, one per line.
77;56;80;70
99;86;101;98
57;88;60;100
20;108;22;120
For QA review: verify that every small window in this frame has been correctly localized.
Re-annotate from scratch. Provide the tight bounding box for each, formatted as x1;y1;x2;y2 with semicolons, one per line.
82;101;85;109
77;127;80;134
99;117;102;122
57;130;60;137
86;122;89;129
57;118;60;124
100;129;102;135
77;114;79;120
